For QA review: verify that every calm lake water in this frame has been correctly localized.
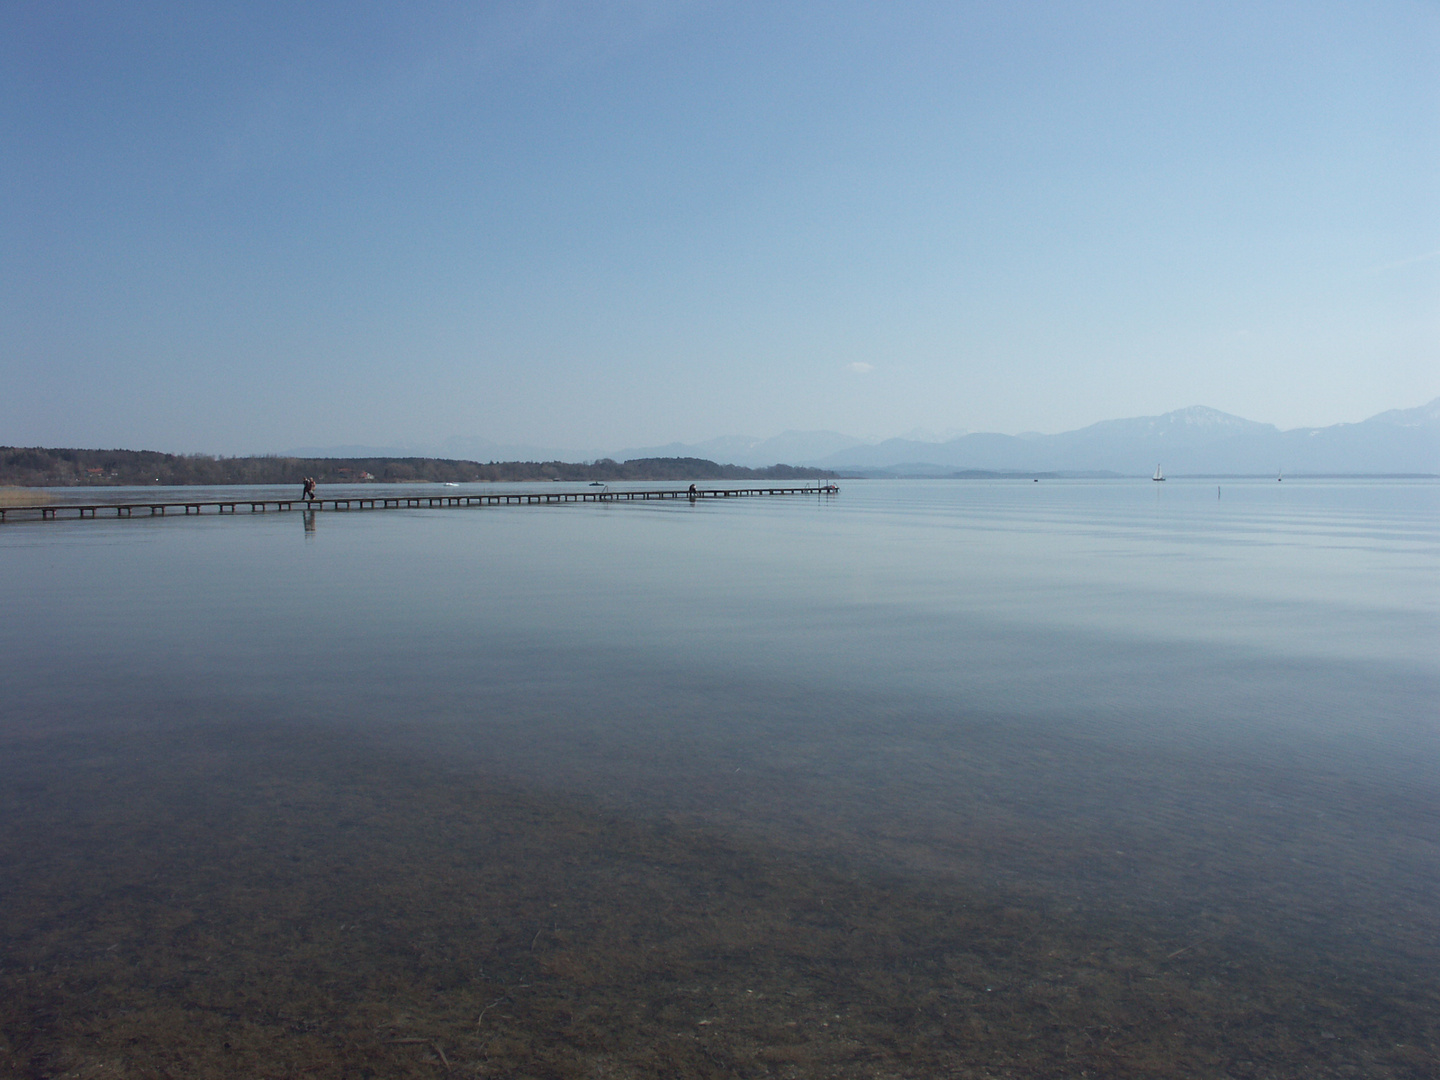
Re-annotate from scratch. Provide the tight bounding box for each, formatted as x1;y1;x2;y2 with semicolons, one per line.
2;479;1436;1077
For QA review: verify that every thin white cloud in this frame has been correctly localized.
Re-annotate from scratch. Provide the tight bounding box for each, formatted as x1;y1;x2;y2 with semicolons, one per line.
1365;248;1440;274
846;361;874;374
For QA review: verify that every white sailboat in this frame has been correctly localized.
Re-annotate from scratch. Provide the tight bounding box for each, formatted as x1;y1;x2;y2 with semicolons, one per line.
1152;464;1165;482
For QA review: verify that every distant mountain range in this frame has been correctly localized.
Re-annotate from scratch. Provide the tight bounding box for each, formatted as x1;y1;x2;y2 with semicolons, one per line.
810;399;1440;476
619;400;1440;476
287;399;1440;476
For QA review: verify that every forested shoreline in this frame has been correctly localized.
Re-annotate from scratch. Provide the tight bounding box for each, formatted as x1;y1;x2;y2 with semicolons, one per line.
0;447;836;487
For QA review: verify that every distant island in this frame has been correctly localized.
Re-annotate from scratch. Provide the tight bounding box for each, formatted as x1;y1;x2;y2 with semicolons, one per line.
0;447;837;487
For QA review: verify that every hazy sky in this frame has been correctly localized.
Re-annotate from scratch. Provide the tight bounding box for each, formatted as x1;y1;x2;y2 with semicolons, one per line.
3;1;1437;455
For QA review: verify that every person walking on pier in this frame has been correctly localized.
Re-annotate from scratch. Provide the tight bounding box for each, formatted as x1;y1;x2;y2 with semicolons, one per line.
302;477;316;502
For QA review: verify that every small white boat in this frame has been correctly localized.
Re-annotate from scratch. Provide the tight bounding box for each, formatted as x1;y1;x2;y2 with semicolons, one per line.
443;482;459;487
1152;464;1165;482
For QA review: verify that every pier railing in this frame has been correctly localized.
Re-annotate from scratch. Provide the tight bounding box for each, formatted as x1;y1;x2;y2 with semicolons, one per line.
0;485;839;523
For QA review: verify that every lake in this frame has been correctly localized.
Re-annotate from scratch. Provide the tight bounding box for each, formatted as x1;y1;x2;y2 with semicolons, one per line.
1;478;1436;1077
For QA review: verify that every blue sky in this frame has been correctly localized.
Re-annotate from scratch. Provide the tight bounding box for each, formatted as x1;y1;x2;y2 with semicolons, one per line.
3;1;1436;455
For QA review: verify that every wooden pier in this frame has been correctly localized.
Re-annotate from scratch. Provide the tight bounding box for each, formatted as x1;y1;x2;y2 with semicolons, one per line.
0;485;839;523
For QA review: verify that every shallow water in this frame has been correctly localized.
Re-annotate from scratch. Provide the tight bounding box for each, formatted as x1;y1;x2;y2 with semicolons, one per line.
1;478;1436;1077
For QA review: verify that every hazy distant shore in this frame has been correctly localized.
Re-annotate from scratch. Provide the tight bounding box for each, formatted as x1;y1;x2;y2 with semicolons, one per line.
0;447;837;488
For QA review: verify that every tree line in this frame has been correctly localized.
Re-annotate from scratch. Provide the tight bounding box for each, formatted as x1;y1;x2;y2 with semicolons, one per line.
0;447;837;487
